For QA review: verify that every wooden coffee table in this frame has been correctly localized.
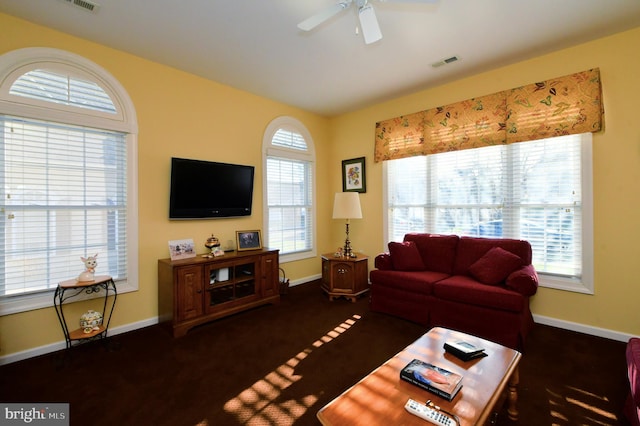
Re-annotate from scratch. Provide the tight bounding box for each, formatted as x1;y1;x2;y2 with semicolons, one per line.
317;327;521;425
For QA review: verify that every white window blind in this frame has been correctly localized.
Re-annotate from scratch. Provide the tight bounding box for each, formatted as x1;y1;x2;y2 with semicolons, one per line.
266;156;312;254
10;69;117;114
272;128;307;151
0;115;127;296
387;134;587;281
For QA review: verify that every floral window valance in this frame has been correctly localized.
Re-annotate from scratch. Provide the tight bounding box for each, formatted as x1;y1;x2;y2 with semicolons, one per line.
374;68;603;162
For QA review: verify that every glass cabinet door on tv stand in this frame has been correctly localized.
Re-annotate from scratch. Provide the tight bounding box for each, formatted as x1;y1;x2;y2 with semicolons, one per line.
205;260;259;311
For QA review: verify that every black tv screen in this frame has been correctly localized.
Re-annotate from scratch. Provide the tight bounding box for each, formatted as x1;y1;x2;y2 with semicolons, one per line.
169;157;255;219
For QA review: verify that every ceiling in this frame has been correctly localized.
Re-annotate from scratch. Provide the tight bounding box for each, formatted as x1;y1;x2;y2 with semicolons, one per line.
1;0;640;117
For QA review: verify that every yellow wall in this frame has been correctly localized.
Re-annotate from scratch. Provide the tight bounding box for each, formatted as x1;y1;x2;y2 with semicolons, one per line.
329;27;640;337
0;13;331;357
2;12;639;359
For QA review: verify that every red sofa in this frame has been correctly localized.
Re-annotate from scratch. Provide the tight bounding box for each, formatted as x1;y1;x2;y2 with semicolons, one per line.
370;233;539;351
626;338;640;426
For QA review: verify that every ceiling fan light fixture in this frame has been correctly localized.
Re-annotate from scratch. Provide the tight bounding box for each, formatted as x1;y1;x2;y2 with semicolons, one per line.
358;3;383;44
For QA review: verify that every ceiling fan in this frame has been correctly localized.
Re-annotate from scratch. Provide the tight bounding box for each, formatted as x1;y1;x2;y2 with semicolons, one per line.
297;0;437;45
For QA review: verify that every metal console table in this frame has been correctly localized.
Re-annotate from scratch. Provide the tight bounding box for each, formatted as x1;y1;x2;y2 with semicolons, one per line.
54;275;117;349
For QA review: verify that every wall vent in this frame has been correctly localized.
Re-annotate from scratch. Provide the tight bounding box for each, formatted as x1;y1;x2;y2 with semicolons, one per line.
432;56;459;68
61;0;100;13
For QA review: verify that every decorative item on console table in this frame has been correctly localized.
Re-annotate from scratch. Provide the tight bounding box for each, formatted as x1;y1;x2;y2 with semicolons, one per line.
168;238;196;260
236;230;262;251
204;234;224;257
77;253;98;282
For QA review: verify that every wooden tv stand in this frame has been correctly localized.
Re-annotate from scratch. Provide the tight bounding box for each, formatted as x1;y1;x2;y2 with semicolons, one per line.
158;248;280;337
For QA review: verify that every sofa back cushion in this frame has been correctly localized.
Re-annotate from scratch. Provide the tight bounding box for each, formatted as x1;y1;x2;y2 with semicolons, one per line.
454;236;532;276
388;241;425;271
403;233;459;275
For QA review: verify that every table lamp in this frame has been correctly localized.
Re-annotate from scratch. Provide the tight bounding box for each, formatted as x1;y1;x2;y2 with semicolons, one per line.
332;192;362;258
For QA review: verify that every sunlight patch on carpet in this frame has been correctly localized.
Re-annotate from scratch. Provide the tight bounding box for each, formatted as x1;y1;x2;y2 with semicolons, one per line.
545;385;619;425
223;314;363;425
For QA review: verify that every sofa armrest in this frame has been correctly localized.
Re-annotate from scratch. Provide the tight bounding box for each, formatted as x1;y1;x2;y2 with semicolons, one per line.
627;338;640;408
505;264;539;296
374;253;394;270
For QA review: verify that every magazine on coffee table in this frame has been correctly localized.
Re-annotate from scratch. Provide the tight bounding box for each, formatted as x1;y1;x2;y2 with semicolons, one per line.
400;358;463;401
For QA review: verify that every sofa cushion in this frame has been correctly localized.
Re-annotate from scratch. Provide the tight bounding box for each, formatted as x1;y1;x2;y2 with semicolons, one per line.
453;236;532;276
433;275;525;313
469;246;523;285
369;269;448;296
506;264;539;296
388;241;425;271
404;233;459;275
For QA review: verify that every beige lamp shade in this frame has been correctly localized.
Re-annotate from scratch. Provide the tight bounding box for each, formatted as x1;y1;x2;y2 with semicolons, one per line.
332;192;362;219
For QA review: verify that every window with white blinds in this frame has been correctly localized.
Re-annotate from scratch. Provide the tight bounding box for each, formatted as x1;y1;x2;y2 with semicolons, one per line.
0;116;127;296
0;48;137;314
266;157;312;254
263;118;315;262
385;133;593;293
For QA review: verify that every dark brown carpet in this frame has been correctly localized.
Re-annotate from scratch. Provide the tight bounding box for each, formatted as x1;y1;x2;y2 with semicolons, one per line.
0;281;631;425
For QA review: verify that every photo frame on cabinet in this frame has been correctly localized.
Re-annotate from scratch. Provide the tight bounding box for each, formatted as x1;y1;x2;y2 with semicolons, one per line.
342;157;366;193
168;238;196;260
236;230;262;251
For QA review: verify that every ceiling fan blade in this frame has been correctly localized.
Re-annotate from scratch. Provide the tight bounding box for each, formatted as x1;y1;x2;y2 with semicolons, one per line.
297;1;351;31
358;3;382;44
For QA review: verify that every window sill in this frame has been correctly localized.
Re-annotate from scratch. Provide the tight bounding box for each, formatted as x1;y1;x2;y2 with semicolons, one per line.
279;249;317;264
538;273;594;295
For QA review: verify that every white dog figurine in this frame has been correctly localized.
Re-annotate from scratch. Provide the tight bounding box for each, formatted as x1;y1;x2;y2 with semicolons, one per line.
78;254;98;282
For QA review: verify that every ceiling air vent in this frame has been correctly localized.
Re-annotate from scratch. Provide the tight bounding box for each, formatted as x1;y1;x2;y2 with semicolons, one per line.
61;0;100;13
432;56;459;68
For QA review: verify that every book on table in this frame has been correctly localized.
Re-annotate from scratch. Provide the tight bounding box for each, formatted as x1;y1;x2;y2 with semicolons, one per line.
400;358;463;401
444;339;487;361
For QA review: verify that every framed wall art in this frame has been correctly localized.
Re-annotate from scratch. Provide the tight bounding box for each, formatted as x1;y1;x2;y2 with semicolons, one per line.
236;230;262;251
342;157;366;193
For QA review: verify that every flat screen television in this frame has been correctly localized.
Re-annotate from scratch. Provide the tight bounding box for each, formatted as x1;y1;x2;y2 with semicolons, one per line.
169;157;255;219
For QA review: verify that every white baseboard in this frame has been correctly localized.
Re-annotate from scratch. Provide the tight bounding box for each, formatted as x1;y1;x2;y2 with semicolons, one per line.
533;314;636;343
0;317;159;366
289;274;321;288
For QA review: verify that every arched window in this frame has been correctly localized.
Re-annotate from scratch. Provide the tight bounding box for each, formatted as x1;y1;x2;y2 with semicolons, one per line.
263;117;315;263
0;48;138;314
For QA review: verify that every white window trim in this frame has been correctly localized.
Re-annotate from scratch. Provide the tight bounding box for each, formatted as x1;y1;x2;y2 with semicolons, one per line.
381;136;594;295
262;116;316;264
539;138;594;294
0;47;139;315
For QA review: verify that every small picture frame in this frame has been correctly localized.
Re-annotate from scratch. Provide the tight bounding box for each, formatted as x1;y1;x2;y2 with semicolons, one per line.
236;230;262;251
168;238;196;260
342;157;366;193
